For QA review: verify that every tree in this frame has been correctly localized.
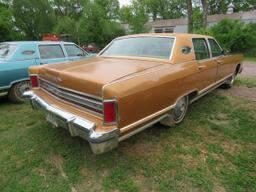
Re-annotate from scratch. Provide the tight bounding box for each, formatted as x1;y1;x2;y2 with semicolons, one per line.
119;0;148;33
49;0;86;19
53;16;78;42
94;0;120;20
119;6;133;23
0;2;21;41
12;0;55;40
208;0;256;15
193;7;203;31
196;19;256;55
201;0;208;29
135;0;186;21
187;0;193;33
79;1;124;47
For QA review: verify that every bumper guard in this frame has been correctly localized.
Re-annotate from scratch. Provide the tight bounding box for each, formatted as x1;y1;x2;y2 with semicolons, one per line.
23;91;119;154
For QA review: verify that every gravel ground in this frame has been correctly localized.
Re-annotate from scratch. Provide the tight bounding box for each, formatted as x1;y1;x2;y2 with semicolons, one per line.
219;60;256;102
241;61;256;78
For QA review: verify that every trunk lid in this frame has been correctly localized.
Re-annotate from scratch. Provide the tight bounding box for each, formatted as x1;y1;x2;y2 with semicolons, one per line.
38;57;163;97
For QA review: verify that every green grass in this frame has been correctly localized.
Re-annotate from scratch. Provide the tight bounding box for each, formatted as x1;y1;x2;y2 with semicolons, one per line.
235;78;256;88
245;57;256;62
1;89;256;192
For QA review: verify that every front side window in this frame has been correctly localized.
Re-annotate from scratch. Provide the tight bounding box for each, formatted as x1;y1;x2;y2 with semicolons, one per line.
0;44;17;59
101;37;175;59
208;39;222;57
192;38;210;60
39;45;65;59
64;44;85;57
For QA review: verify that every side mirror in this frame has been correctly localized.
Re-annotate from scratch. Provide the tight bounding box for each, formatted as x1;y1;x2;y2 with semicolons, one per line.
222;49;229;55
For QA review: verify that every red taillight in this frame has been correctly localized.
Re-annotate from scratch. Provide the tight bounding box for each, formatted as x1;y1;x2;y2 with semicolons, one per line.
30;75;39;88
103;100;117;124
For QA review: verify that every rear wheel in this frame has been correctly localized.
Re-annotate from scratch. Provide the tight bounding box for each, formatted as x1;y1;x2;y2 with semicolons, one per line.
8;81;31;103
160;96;189;127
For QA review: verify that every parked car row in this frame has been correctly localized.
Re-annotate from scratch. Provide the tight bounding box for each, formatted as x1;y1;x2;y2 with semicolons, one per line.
0;41;93;102
21;33;243;154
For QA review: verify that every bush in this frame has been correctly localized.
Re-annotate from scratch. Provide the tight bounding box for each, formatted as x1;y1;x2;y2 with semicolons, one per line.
196;19;256;56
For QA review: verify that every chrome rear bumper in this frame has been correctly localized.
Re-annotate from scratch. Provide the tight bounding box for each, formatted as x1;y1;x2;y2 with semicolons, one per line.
23;91;119;154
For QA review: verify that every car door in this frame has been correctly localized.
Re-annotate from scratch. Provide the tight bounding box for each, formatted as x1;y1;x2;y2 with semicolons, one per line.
0;43;37;89
63;43;89;61
37;44;68;65
207;38;232;81
192;38;217;92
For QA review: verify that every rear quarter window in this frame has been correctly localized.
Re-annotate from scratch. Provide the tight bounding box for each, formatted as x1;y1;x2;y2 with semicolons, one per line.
0;44;17;59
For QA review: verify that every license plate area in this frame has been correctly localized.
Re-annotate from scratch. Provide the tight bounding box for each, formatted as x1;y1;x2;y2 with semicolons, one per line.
46;112;58;127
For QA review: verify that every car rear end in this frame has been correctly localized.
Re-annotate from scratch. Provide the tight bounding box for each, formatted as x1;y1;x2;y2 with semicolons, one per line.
24;71;120;154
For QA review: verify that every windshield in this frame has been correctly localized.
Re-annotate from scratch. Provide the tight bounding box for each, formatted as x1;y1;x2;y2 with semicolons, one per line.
0;44;17;59
101;37;175;59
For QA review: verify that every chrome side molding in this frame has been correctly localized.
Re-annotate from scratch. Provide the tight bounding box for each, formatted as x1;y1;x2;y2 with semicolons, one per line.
0;92;8;97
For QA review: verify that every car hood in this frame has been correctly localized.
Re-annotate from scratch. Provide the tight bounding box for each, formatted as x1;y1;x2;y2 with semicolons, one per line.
38;56;164;97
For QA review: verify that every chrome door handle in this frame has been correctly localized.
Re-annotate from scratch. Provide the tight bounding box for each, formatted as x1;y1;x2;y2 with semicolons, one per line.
217;60;223;64
198;65;206;70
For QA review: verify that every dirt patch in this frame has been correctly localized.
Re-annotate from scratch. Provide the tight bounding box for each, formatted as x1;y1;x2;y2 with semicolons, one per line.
240;61;256;78
75;168;104;192
208;113;230;125
51;155;78;192
120;136;165;160
217;86;256;102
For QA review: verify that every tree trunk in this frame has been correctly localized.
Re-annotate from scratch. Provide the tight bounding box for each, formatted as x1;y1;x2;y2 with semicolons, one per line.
187;0;193;33
201;0;208;29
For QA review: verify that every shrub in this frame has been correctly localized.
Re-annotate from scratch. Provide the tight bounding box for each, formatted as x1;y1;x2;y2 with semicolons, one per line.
196;19;256;56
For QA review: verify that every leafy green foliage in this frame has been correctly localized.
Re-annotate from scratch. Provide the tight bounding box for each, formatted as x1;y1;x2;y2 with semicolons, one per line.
12;0;56;40
119;0;149;34
0;3;21;41
79;1;125;47
192;7;203;31
1;0;256;48
208;0;256;15
196;19;256;55
119;0;187;33
142;0;187;20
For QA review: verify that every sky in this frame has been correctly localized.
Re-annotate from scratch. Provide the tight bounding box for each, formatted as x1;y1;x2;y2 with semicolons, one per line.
119;0;132;7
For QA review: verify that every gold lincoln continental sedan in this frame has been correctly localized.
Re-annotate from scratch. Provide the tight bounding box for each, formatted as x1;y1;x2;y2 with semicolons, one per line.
24;33;243;154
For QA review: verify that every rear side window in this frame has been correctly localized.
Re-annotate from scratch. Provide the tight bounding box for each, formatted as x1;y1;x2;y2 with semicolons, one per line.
64;44;84;57
0;44;17;59
39;45;65;59
192;38;210;60
208;39;222;57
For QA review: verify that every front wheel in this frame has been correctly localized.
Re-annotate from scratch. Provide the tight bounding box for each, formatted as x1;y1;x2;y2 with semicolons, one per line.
221;73;235;89
8;81;31;103
160;96;189;127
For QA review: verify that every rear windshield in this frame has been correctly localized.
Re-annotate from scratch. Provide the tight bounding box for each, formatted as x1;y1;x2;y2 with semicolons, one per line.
101;37;174;59
0;44;17;59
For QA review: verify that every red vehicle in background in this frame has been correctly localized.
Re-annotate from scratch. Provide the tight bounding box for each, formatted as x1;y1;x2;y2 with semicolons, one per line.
42;34;72;42
43;34;101;53
82;43;101;53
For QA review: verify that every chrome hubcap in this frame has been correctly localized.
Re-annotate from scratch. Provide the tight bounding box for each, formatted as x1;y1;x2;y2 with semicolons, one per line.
173;97;188;122
17;82;31;98
230;74;235;85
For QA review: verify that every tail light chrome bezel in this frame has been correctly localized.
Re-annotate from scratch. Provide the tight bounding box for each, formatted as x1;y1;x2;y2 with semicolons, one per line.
103;99;118;125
